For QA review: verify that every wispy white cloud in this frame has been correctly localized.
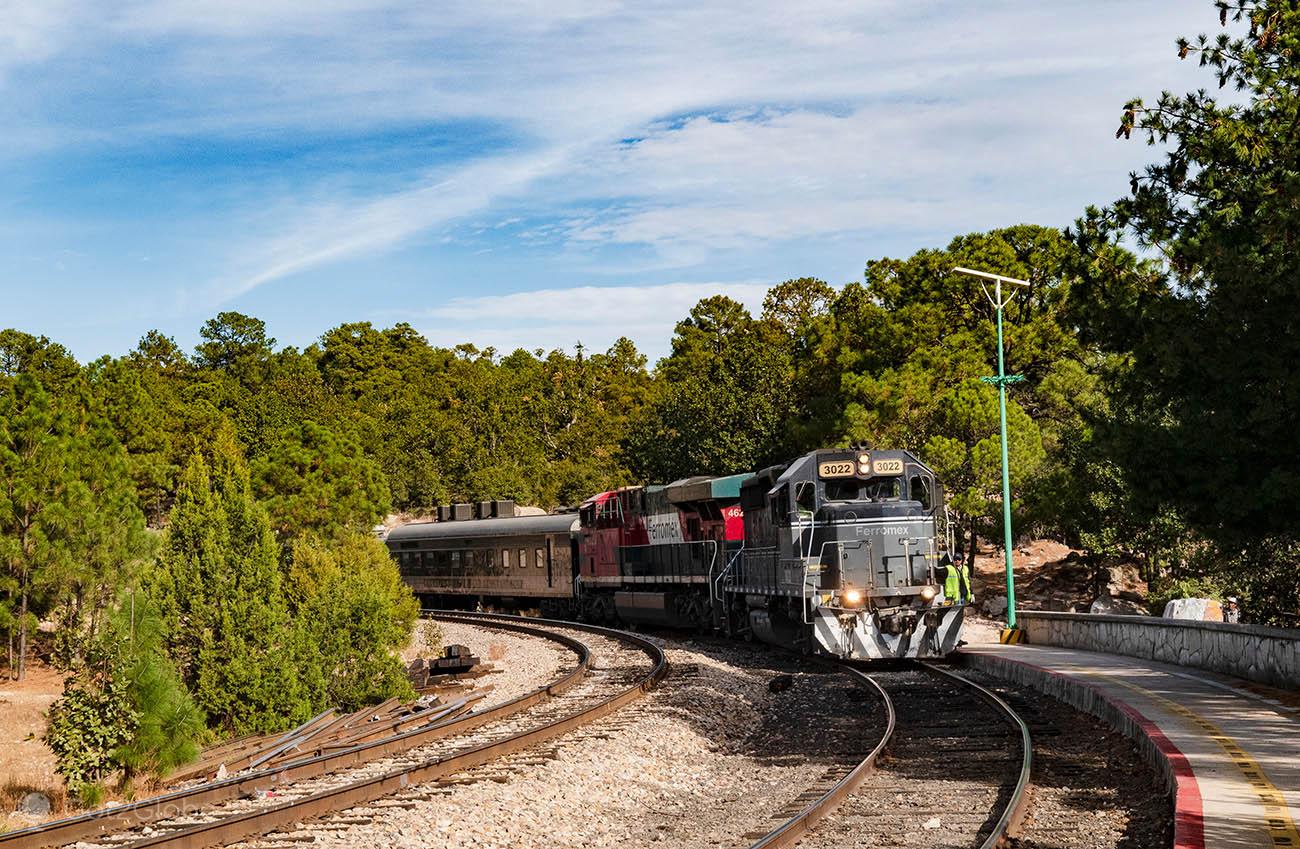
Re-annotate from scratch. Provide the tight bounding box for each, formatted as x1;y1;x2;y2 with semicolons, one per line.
213;148;571;301
0;0;1212;317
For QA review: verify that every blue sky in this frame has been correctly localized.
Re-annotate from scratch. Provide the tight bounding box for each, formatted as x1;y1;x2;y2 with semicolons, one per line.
1;1;1210;363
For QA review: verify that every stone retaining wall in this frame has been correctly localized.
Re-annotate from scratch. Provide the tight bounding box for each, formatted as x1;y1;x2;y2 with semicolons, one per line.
1017;611;1300;690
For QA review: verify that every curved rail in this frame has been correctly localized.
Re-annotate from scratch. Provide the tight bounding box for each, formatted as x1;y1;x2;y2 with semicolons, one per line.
1;613;653;849
139;612;660;849
124;611;664;849
745;659;1032;849
744;665;896;849
919;661;1033;849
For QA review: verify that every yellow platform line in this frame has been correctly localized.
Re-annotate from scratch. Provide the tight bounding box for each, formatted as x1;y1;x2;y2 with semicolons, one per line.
1105;675;1300;848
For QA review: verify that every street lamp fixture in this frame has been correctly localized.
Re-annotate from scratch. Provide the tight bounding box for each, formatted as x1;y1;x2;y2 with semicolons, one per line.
953;266;1029;639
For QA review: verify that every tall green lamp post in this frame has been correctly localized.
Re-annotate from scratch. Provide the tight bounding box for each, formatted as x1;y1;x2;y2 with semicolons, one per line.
953;266;1029;636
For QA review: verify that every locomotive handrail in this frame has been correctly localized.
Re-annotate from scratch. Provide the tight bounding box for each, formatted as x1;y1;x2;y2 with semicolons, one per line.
712;546;747;602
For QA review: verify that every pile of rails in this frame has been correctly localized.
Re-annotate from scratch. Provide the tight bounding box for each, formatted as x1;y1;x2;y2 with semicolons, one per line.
167;695;487;785
171;647;489;786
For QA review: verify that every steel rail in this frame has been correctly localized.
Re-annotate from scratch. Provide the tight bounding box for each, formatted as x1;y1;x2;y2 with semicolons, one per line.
920;661;1034;849
744;659;1032;849
744;665;896;849
0;614;594;849
117;611;666;849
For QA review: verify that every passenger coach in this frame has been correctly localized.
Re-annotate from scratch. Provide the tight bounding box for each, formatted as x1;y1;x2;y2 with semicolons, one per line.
386;505;578;616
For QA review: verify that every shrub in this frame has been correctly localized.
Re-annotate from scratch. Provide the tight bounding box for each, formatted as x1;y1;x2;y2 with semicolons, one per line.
45;674;136;804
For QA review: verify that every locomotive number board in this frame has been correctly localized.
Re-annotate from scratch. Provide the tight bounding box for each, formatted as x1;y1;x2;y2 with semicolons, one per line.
817;460;856;478
872;458;905;475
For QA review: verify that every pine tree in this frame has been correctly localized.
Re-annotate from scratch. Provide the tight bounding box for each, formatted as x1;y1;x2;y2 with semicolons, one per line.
252;421;391;540
0;375;75;680
149;451;309;733
46;591;204;799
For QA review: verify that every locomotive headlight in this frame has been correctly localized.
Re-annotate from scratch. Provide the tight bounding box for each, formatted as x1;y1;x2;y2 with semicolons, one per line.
857;453;871;474
919;585;937;602
842;588;863;606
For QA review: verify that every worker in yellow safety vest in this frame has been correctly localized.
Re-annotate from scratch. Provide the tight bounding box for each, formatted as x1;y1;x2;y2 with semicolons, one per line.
943;551;974;605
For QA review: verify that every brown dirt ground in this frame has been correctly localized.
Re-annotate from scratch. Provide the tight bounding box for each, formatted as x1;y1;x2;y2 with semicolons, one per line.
970;538;1149;614
971;538;1077;597
0;661;69;828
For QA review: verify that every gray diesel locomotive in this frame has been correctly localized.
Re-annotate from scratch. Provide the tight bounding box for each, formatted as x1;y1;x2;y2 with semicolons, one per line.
719;447;963;659
385;446;965;660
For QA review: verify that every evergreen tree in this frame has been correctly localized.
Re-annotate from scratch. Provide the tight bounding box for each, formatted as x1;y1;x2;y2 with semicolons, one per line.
627;296;791;480
0;375;76;680
1075;0;1300;620
148;452;309;733
286;532;417;711
252;421;391;540
46;592;204;799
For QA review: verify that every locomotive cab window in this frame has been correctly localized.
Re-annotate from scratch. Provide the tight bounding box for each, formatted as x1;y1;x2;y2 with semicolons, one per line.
908;474;933;510
795;480;817;515
824;478;902;502
824;478;858;501
868;478;902;501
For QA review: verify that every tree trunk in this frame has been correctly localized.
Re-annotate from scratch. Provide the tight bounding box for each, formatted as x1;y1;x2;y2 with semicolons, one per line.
17;590;27;682
967;524;979;559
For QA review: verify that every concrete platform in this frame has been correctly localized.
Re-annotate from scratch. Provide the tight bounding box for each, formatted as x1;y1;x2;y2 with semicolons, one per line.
958;642;1300;849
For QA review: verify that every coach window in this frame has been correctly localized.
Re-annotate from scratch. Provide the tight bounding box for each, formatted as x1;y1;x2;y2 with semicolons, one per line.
535;547;545;568
486;549;496;571
519;548;528;569
909;475;932;510
501;549;510;570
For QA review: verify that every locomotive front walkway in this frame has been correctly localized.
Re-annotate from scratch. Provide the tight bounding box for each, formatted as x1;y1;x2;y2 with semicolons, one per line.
958;642;1300;849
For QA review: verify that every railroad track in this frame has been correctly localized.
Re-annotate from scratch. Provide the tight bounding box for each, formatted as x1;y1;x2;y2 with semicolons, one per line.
2;612;665;849
744;661;1031;849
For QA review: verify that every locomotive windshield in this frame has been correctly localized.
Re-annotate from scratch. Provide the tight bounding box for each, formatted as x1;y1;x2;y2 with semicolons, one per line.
824;477;902;502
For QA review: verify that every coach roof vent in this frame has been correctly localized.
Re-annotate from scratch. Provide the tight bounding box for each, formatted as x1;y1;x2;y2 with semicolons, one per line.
492;500;516;518
436;505;451;522
450;503;473;521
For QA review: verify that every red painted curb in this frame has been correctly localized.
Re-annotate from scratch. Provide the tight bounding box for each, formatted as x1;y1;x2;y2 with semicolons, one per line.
964;652;1205;849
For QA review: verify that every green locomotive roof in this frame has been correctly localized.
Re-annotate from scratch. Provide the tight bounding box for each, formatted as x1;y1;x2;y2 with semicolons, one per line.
663;472;749;505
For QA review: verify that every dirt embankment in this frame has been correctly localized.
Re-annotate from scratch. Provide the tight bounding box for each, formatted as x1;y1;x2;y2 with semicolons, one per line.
970;539;1149;616
0;662;67;827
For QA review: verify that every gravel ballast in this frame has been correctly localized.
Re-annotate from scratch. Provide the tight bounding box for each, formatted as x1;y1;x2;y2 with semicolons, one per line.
293;635;884;849
245;624;1171;849
412;618;574;706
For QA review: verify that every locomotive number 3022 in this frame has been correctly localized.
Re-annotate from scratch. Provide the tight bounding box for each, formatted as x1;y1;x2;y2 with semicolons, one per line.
817;461;856;478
